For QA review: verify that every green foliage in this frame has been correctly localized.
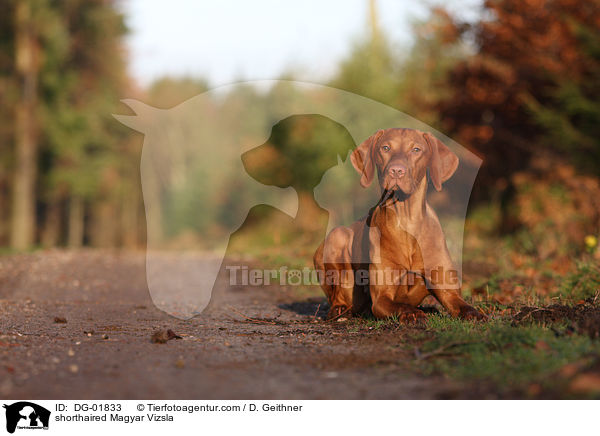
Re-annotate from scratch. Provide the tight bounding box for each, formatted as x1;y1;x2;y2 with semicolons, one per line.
526;20;600;172
38;0;128;201
330;7;465;124
331;35;400;106
395;9;469;125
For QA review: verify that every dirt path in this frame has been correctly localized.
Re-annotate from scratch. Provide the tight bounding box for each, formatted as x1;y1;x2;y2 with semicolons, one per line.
0;250;463;399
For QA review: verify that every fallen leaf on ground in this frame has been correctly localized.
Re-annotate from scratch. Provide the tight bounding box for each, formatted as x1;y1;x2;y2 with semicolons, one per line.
151;329;182;344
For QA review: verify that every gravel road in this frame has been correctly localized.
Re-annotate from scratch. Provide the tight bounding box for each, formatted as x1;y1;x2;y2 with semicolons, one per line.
0;250;463;399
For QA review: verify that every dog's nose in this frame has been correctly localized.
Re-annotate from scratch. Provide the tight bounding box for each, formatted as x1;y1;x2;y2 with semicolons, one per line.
388;164;406;179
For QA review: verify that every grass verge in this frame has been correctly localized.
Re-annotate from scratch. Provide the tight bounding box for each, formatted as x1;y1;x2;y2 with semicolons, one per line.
411;311;600;398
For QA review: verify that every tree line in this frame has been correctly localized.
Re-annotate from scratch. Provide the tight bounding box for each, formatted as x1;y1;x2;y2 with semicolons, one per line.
0;0;598;250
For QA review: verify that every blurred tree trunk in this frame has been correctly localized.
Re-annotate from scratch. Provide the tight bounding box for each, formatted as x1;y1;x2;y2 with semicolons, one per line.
0;182;9;245
145;174;163;247
120;186;141;248
68;195;84;248
90;201;117;247
11;0;39;250
41;194;62;247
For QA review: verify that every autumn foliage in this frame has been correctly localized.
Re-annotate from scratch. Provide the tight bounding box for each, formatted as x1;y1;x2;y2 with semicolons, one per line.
438;0;600;191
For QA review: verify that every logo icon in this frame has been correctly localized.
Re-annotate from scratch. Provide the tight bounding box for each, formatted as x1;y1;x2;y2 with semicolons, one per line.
3;402;50;434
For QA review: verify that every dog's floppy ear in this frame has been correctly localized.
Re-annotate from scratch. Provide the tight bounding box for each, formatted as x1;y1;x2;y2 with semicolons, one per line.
423;132;459;192
351;130;384;188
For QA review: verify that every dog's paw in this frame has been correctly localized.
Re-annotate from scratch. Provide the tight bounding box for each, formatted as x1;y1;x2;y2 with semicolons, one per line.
398;309;427;324
458;306;488;321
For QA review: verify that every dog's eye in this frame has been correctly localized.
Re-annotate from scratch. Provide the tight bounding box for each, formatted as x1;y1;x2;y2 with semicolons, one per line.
382;145;390;152
412;147;422;153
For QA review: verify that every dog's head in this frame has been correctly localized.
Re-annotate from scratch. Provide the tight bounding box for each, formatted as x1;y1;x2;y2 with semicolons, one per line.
350;128;459;195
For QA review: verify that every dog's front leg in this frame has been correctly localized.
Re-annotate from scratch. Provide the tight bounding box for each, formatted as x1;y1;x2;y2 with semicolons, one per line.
368;262;428;322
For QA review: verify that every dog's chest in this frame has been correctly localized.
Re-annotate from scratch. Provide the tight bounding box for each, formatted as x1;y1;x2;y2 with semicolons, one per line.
368;212;424;268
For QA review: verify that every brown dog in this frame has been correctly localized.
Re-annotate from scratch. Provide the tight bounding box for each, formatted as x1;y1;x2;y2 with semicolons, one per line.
313;128;485;322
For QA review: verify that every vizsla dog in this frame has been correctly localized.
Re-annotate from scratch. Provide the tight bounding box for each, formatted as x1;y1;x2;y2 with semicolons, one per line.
314;128;485;322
